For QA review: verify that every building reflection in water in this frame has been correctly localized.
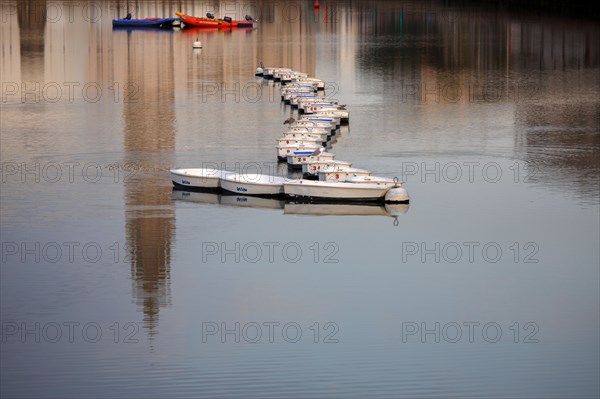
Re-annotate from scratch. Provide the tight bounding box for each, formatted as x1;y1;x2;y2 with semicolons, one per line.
6;1;596;340
113;26;177;339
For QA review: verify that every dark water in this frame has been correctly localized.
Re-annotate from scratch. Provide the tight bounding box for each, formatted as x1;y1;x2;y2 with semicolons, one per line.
1;1;599;398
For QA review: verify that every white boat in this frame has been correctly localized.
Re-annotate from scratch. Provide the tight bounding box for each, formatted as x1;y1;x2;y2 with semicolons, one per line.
285;125;331;135
346;176;400;187
290;96;326;107
280;83;318;93
221;173;287;196
281;87;316;95
272;68;294;81
284;93;319;104
292;77;325;90
296;98;338;109
263;67;291;79
312;109;350;122
302;160;353;177
282;90;316;98
277;137;323;146
303;104;347;115
299;116;341;127
298;101;340;112
286;93;320;105
283;131;329;143
170;168;226;189
318;167;372;181
286;151;336;168
284;179;394;202
277;143;322;160
289;120;336;131
281;72;308;83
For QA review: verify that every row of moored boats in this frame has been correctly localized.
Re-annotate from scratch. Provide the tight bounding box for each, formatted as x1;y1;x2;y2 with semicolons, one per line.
112;11;255;29
170;66;409;203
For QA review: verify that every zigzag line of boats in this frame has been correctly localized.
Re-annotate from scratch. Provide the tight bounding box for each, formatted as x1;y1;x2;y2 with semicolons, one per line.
170;66;410;204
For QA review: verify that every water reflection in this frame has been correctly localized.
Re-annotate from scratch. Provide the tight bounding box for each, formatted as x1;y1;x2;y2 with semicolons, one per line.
18;1;46;81
340;1;599;204
172;188;409;224
115;25;177;339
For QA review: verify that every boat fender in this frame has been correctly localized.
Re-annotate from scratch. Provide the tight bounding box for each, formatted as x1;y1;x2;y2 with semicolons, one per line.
385;186;409;203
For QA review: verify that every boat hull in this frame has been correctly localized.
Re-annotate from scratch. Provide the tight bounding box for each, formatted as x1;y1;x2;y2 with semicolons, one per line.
176;11;253;28
277;137;323;146
318;168;372;182
112;17;179;28
170;168;224;189
283;131;329;143
286;152;336;168
302;160;353;176
284;180;392;201
277;143;322;160
221;173;286;196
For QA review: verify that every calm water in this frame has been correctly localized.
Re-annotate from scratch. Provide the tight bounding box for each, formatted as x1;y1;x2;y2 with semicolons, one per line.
1;1;599;398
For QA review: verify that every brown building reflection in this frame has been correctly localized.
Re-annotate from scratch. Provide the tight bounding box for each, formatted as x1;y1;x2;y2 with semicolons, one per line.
113;27;177;338
17;0;46;81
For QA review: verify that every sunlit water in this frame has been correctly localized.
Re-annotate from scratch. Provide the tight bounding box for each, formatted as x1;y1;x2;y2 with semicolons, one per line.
1;1;599;398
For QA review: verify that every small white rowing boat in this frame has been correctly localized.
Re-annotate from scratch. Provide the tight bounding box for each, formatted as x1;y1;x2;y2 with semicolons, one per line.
263;67;291;79
302;160;353;177
284;179;393;202
288;120;336;131
346;176;399;186
277;137;323;146
292;77;325;90
277;143;322;160
283;131;329;143
286;151;336;168
170;168;226;189
299;116;341;127
281;72;309;83
272;68;294;81
312;109;350;122
221;173;287;196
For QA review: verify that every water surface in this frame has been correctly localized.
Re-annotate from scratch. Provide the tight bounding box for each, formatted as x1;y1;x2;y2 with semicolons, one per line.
1;1;599;398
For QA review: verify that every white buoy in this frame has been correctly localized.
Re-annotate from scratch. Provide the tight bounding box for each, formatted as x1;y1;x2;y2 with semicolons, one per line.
385;186;409;203
384;203;410;217
192;39;202;48
384;177;409;203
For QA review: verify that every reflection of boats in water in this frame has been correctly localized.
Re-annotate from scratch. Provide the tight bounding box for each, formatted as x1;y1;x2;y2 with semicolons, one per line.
172;188;283;209
220;194;284;209
284;201;409;218
180;26;254;35
172;189;221;204
172;188;408;222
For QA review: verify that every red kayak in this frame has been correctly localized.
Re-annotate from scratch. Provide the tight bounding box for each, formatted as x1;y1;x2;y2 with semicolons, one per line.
176;11;254;28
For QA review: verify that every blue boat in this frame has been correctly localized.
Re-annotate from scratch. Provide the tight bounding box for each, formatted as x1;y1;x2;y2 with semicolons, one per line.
112;17;180;29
